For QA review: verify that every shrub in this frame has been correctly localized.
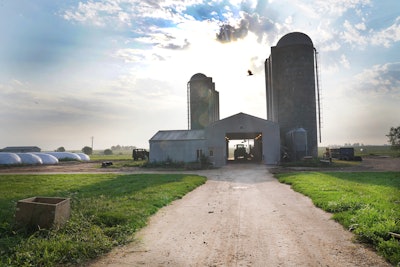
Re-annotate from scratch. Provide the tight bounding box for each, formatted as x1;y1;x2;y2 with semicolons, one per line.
103;149;113;155
82;146;93;155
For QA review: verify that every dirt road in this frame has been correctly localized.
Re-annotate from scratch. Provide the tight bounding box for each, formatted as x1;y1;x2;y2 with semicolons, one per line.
90;164;390;267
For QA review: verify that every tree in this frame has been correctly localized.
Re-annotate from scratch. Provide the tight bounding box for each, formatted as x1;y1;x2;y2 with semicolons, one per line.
56;147;66;152
104;149;113;155
82;146;93;155
386;126;400;150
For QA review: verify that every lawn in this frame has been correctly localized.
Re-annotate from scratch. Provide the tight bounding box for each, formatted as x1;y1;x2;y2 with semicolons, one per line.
277;172;400;265
0;173;206;266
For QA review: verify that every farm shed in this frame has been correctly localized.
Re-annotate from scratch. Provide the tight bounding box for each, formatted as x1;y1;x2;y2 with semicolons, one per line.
205;113;280;166
149;113;280;167
149;130;206;163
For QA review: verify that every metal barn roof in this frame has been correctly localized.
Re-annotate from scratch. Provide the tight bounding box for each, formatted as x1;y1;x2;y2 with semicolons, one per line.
150;130;205;141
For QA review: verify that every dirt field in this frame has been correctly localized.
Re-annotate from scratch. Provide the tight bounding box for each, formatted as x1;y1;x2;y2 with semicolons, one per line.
1;157;398;266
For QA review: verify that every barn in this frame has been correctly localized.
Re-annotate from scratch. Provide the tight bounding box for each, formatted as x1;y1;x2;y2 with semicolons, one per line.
149;32;319;166
149;129;206;163
149;113;280;167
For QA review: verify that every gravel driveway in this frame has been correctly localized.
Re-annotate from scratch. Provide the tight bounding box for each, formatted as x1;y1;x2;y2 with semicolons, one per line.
90;164;390;267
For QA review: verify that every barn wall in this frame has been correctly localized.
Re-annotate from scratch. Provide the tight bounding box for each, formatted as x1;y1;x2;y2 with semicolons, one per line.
149;139;206;163
261;124;281;165
206;113;280;166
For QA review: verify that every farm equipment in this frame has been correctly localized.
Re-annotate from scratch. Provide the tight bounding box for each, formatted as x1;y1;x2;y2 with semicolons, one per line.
329;147;362;161
234;144;247;160
132;149;149;161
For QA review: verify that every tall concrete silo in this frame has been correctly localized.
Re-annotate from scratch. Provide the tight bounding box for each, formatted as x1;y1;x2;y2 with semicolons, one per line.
265;32;320;159
187;73;220;130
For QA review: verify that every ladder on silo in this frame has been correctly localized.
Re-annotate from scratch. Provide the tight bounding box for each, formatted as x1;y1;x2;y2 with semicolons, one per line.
314;48;323;143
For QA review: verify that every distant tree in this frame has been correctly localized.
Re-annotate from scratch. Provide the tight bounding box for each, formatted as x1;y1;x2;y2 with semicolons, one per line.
56;147;66;152
111;145;136;151
104;149;113;155
82;146;93;155
386;126;400;150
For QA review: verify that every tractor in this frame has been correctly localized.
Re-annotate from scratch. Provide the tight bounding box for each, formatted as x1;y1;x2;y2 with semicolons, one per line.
132;148;149;161
234;144;247;160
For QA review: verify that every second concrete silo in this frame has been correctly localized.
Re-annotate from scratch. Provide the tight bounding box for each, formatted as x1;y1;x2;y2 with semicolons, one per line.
265;32;319;160
187;73;220;130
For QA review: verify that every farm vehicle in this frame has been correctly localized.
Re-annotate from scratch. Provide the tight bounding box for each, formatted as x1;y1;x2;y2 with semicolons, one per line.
326;147;362;161
132;148;149;161
234;144;246;160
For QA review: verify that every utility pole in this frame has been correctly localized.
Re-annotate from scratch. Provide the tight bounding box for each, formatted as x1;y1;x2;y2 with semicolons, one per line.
91;136;94;150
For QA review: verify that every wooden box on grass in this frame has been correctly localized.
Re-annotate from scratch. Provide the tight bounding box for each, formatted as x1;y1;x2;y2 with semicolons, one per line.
15;197;70;229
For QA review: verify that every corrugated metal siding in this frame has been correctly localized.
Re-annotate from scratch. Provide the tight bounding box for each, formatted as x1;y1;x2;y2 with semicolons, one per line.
150;130;205;141
149;139;206;163
148;113;280;166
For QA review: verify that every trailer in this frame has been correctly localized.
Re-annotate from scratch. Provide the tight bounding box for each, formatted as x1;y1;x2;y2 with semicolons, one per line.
329;147;362;161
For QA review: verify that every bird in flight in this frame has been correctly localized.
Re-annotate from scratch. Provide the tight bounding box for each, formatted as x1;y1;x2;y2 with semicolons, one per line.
247;70;253;76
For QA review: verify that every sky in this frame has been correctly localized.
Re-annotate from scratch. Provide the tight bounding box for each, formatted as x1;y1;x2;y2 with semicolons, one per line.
0;0;399;151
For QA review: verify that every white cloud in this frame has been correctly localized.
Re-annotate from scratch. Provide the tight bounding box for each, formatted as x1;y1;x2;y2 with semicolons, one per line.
341;16;400;48
354;62;400;96
63;1;122;26
370;16;400;48
62;0;190;28
339;54;350;69
291;0;371;22
114;49;147;63
355;22;366;30
341;20;368;47
320;42;341;52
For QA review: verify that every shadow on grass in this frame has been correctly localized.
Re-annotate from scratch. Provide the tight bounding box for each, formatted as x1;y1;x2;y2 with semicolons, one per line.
0;173;197;225
0;173;206;266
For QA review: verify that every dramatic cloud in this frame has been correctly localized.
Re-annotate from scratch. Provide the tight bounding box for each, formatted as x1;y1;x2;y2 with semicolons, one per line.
216;23;248;43
216;12;276;43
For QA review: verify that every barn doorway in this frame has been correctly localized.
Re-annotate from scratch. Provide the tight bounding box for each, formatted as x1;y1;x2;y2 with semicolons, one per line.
225;132;262;162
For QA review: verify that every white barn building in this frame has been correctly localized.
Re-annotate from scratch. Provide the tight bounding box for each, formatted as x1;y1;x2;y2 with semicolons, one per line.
149;112;280;167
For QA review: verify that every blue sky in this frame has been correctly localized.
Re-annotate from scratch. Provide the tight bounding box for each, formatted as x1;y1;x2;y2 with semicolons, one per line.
0;0;399;150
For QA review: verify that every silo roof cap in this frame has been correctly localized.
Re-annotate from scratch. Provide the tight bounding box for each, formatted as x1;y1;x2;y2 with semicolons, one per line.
276;32;313;47
190;73;207;81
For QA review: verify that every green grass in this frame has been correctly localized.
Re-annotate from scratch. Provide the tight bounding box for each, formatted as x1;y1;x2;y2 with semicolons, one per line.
88;154;134;161
0;173;206;266
281;158;361;168
318;145;400;158
277;172;400;265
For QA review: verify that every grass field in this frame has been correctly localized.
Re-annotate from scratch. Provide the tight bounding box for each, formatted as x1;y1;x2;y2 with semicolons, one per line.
318;145;400;157
277;172;400;265
0;173;206;266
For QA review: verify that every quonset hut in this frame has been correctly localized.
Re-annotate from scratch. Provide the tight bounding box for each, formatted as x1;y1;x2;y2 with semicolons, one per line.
265;32;320;160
